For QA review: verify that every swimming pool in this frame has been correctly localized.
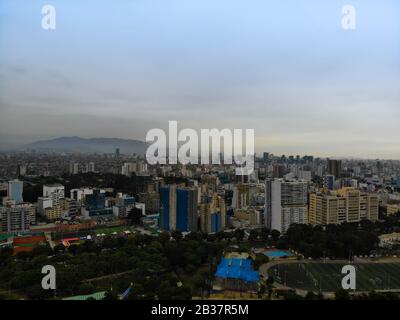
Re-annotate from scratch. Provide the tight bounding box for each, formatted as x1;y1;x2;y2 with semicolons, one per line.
264;250;292;258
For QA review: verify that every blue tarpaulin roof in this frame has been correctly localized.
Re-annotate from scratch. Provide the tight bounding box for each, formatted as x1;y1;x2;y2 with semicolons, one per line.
215;258;260;283
120;285;132;300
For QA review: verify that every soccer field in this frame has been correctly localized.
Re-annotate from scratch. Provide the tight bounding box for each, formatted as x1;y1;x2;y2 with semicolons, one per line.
269;262;400;292
92;226;132;235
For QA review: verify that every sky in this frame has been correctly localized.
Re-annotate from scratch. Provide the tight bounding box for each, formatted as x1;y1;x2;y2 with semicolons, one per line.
0;0;399;159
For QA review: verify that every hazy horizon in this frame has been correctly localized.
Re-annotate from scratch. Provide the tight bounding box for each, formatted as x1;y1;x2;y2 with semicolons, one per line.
1;1;399;159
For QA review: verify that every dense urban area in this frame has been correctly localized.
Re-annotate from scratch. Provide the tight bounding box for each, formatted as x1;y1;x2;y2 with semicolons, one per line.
1;149;400;300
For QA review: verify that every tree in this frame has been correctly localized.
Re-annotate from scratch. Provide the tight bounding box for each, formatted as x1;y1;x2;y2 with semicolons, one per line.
305;291;317;300
248;229;259;242
187;231;203;241
206;234;217;242
258;283;266;298
159;231;171;244
335;289;350;300
216;231;226;241
127;207;143;226
16;251;32;261
103;290;118;300
78;282;95;295
32;244;53;257
260;228;270;241
283;290;303;300
266;275;274;286
171;230;183;242
233;229;245;241
253;254;269;270
53;243;65;254
270;230;281;241
0;247;13;265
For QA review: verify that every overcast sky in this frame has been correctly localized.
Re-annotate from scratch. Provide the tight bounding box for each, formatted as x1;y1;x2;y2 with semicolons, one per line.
0;0;399;159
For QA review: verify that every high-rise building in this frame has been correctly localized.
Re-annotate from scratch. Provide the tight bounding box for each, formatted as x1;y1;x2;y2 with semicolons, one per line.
63;198;80;218
121;162;137;176
138;192;160;214
70;187;97;202
249;209;263;226
298;170;312;182
327;159;342;179
17;164;27;176
309;193;346;225
43;184;65;206
387;204;400;216
85;189;106;211
160;186;198;232
199;193;226;233
201;175;219;193
8;180;23;204
69;162;79;175
0;204;31;232
272;164;286;178
160;185;174;230
44;205;64;220
323;175;335;190
264;179;308;233
309;188;379;225
37;197;53;216
231;184;250;209
83;189;112;219
85;162;95;173
338;188;361;223
341;178;358;189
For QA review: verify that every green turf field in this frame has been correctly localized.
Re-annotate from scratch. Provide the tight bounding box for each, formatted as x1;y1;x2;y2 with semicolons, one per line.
53;226;135;240
92;226;133;235
269;262;400;292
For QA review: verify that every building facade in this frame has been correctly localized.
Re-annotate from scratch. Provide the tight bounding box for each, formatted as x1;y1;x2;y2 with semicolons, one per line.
7;180;23;204
0;204;32;233
199;193;226;233
264;179;308;233
160;185;199;232
309;188;379;225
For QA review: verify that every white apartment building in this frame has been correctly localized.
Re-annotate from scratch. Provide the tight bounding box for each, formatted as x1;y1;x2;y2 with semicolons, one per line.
265;179;308;233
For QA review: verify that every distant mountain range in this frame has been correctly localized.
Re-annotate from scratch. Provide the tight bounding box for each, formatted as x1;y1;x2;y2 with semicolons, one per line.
22;137;147;155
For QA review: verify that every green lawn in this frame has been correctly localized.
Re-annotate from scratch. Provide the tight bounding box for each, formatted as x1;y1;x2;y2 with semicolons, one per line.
92;226;133;235
269;262;400;292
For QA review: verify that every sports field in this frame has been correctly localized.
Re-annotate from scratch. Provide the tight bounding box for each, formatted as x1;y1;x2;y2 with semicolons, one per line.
92;225;133;235
269;262;400;292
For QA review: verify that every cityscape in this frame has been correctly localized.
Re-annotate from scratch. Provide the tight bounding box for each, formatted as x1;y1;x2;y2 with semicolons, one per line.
0;0;399;311
1;149;400;300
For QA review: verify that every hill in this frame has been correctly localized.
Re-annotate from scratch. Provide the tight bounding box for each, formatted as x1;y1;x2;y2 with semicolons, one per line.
23;137;147;155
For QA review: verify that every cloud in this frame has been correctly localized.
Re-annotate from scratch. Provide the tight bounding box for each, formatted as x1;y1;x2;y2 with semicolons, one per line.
0;0;399;159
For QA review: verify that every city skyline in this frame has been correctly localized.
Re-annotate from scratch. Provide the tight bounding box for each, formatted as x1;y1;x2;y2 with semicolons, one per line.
1;0;399;159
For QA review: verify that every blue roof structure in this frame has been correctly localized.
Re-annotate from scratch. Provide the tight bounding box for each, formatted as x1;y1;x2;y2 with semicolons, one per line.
215;258;260;283
119;285;132;300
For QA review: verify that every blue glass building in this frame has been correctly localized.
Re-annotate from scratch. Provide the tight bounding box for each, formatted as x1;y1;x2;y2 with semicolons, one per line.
85;190;112;217
8;180;23;204
324;175;335;190
159;186;170;230
159;186;198;232
210;212;222;233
